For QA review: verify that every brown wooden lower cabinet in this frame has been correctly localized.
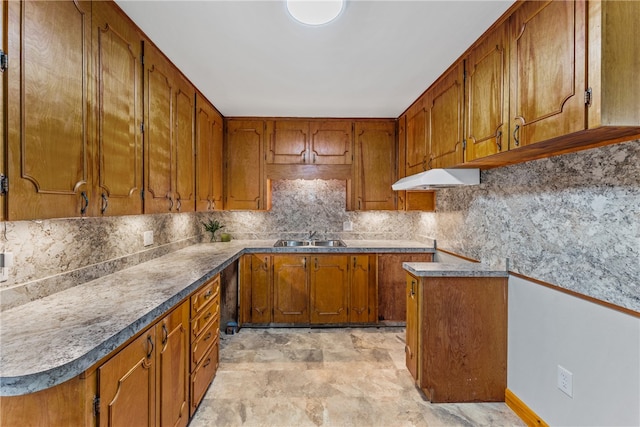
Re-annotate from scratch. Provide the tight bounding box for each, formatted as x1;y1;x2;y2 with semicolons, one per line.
0;276;220;427
240;254;378;326
377;253;433;323
406;273;507;403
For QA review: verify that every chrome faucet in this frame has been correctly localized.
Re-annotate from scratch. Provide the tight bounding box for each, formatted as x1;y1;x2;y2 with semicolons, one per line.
308;230;317;240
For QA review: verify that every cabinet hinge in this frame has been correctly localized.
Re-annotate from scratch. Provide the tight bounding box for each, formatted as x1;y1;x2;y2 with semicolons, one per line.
585;87;592;107
140;121;145;133
93;396;100;416
0;50;8;72
0;174;7;195
462;139;467;150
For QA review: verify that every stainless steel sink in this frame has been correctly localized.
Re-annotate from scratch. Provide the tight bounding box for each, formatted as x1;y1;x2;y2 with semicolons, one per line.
273;239;347;247
310;240;346;247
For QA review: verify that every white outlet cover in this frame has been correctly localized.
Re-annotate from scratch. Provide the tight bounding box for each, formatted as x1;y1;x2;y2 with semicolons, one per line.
143;231;154;246
343;221;353;232
557;365;573;397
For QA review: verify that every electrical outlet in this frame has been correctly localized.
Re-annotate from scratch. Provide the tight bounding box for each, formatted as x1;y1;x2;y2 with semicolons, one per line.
0;252;14;283
343;220;353;231
143;231;154;247
557;365;573;397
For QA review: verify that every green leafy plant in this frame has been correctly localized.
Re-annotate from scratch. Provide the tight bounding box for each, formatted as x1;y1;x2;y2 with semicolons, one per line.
202;219;225;242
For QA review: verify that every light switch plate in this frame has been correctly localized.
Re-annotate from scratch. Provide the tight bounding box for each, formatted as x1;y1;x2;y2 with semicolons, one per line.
143;231;154;246
343;221;353;232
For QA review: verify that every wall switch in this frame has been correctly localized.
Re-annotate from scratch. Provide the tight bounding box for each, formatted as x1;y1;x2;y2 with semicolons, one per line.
0;252;13;282
143;231;154;246
343;221;353;231
557;365;573;397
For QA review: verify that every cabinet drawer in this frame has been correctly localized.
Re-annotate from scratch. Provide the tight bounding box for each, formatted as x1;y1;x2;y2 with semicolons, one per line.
191;275;220;317
191;314;219;370
191;299;220;338
190;340;219;416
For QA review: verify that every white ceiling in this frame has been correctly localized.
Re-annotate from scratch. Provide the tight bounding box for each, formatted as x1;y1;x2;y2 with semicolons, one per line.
114;0;515;118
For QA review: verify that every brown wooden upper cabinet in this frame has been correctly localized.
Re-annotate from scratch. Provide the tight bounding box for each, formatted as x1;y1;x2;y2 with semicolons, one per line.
143;42;196;214
267;119;352;165
6;0;93;220
195;93;224;212
225;119;270;210
404;98;428;176
353;120;397;210
427;61;464;169
464;19;510;163
93;1;144;217
1;1;6;222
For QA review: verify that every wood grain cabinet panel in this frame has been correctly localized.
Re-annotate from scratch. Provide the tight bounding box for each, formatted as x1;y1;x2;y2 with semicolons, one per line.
240;254;273;325
404;101;428;176
268;120;309;164
6;0;92;220
272;255;309;324
349;255;377;323
92;1;144;216
427;62;464;169
1;1;5;222
464;20;509;162
225;119;268;210
310;255;349;324
195;93;224;211
309;120;352;165
405;274;419;380
173;73;196;213
509;0;586;149
354;120;397;210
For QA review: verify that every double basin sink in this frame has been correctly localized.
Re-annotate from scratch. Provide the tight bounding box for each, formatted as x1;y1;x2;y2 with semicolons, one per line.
274;239;347;247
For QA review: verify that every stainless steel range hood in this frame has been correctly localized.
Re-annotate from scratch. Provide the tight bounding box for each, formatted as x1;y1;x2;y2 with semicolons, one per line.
392;168;480;190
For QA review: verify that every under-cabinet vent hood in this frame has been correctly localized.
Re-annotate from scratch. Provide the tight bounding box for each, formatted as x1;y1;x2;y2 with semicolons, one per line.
392;168;480;190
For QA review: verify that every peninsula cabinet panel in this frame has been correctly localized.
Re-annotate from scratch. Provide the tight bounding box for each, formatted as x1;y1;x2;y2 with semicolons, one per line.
272;255;309;324
92;1;144;216
310;255;349;324
354;120;397;211
309;120;352;165
377;253;433;323
508;0;586;149
405;273;419;381
225;119;268;210
195;93;224;211
6;0;92;220
427;62;464;169
464;20;509;162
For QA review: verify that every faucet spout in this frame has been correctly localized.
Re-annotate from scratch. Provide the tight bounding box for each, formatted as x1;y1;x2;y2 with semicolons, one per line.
308;230;317;240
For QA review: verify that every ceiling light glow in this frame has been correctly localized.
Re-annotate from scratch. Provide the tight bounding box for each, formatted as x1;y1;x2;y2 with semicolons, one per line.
286;0;345;26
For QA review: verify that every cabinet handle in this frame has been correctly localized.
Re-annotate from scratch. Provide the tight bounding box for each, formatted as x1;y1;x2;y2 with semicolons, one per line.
263;257;268;270
204;331;212;342
101;193;108;214
168;197;174;211
313;153;316;163
80;191;89;215
302;257;306;268
256;199;260;210
162;324;168;345
207;199;212;211
513;124;520;147
496;130;503;151
314;258;318;269
353;257;357;269
146;335;154;359
176;198;182;211
410;280;416;296
204;289;212;300
205;311;212;321
203;358;211;368
211;200;216;210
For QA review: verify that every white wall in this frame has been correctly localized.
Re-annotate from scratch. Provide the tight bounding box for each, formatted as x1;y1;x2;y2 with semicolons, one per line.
508;275;640;426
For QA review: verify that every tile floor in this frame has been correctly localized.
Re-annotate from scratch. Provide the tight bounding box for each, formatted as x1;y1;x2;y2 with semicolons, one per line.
190;327;524;427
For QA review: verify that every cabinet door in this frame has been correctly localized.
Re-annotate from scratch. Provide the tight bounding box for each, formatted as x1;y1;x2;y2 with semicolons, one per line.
195;93;223;211
143;42;174;214
349;255;375;323
157;302;189;427
225;120;266;210
377;253;433;322
405;274;419;381
464;20;509;162
173;73;195;213
273;255;308;323
310;255;348;324
405;101;428;176
1;0;5;222
93;1;143;216
309;120;352;165
240;254;272;324
98;329;156;427
354;121;396;210
509;0;586;148
6;0;92;220
427;62;464;169
268;120;309;164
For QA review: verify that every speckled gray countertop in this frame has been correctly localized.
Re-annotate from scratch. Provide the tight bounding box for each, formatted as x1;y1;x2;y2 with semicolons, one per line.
403;262;509;277
0;240;434;396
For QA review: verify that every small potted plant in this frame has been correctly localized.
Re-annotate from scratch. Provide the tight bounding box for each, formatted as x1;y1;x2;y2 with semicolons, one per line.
202;219;224;242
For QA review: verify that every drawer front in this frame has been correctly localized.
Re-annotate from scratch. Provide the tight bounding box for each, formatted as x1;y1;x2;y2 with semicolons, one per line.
190;341;219;416
191;275;220;317
192;298;220;338
191;315;219;370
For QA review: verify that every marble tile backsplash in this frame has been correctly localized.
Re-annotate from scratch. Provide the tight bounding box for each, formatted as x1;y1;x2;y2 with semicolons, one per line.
417;139;640;312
